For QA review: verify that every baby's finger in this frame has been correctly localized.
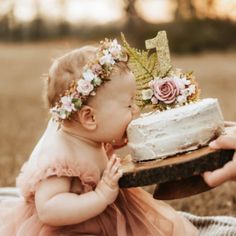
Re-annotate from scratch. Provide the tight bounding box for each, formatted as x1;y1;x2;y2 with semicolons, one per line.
209;135;236;150
110;169;123;186
106;154;117;172
114;169;123;179
203;161;236;187
110;159;120;175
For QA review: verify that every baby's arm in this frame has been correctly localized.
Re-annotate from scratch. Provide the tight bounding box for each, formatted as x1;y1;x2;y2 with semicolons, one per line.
35;155;122;226
203;123;236;187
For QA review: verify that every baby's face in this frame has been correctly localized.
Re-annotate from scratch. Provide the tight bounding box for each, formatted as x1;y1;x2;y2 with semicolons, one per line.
91;70;139;143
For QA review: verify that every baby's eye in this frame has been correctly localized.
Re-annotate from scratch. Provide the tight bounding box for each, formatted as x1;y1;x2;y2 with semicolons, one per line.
128;105;132;108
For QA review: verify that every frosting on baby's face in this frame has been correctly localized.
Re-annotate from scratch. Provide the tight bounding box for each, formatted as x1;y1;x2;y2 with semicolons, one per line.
89;69;139;143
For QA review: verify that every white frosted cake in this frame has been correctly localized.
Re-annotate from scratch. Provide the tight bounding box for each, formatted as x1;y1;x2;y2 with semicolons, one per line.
127;98;224;162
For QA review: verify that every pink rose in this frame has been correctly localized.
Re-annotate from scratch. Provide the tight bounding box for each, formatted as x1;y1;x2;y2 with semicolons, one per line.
152;78;180;104
77;80;94;96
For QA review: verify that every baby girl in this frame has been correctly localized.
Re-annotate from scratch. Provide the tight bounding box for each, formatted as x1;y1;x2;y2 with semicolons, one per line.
0;39;198;235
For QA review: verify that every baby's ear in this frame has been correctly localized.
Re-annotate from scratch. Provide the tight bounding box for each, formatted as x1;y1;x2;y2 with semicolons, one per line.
77;106;97;131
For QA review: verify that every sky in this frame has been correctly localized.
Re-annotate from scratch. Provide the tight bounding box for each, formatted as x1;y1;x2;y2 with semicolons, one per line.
1;0;236;25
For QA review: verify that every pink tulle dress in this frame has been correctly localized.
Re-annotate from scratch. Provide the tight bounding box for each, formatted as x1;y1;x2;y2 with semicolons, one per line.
0;120;198;236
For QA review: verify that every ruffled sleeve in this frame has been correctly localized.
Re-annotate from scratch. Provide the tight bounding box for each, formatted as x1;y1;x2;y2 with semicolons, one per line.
16;120;100;202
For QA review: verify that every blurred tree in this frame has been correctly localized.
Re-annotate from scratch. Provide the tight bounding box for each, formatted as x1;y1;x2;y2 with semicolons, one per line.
174;0;197;19
0;1;10;40
123;0;149;44
124;0;144;26
58;0;70;36
174;0;219;20
29;0;45;40
7;0;23;41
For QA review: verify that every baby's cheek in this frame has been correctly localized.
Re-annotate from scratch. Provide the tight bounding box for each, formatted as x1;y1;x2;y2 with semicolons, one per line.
127;112;134;124
121;114;133;134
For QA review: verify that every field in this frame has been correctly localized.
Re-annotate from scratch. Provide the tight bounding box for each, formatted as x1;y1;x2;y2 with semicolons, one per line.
0;40;235;216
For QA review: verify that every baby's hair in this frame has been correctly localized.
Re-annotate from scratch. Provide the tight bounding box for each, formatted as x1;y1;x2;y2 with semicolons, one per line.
44;46;130;110
45;46;96;108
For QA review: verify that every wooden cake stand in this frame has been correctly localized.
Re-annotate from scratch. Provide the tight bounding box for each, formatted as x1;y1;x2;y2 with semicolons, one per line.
118;147;234;200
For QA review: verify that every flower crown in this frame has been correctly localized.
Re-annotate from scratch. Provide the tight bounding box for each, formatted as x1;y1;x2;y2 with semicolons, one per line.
50;39;128;122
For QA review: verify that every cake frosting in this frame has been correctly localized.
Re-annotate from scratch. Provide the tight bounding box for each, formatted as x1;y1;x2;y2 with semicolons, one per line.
127;98;224;162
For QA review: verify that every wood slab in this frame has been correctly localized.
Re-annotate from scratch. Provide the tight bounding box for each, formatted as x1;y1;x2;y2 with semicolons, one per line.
153;175;211;200
119;147;234;189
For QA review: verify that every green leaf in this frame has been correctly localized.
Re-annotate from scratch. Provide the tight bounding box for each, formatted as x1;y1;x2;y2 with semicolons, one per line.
121;33;159;108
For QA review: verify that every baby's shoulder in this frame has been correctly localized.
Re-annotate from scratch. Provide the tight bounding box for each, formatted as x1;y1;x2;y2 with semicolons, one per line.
36;125;77;161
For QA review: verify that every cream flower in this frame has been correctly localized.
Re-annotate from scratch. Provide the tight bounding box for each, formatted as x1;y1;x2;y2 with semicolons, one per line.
109;39;122;58
99;51;115;65
50;107;67;120
77;80;94;96
110;39;121;50
58;109;67;119
187;84;196;95
142;89;154;100
174;77;185;90
181;84;196;97
181;76;191;86
177;95;187;105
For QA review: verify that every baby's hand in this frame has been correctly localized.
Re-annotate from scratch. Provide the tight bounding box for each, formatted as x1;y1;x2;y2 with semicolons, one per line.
95;154;123;205
203;132;236;187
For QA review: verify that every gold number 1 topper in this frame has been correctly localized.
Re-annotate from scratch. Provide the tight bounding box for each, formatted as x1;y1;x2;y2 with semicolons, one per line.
145;31;172;77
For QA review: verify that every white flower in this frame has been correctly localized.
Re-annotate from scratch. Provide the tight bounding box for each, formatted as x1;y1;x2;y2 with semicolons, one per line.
109;39;122;58
61;95;76;112
58;109;67;119
77;79;94;96
99;51;115;65
50;107;67;120
177;95;187;105
181;76;191;86
173;77;185;90
180;84;196;97
83;69;96;82
187;84;196;95
110;39;121;50
142;89;154;100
